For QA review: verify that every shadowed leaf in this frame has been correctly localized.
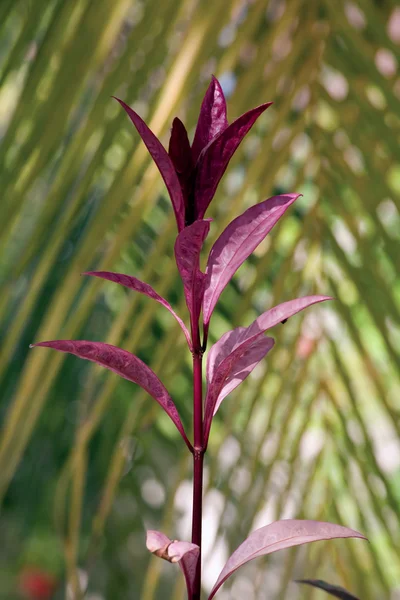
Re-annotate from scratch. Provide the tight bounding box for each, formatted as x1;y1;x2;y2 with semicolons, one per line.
208;520;366;599
174;220;211;332
114;97;185;231
168;117;194;207
296;579;361;599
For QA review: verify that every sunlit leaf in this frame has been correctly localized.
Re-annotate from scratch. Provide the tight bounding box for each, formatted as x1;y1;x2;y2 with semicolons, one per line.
30;340;192;450
146;530;199;598
191;76;228;163
202;194;300;330
208;520;366;599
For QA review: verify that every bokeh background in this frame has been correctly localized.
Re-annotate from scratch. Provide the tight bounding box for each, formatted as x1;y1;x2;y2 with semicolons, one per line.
1;0;400;598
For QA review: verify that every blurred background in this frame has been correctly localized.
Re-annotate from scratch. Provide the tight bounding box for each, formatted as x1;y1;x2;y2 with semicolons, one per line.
0;0;400;598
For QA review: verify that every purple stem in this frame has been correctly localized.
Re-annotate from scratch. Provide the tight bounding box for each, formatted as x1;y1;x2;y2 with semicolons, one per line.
191;325;204;600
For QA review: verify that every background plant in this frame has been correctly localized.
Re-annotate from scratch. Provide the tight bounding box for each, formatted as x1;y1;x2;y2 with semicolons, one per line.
0;1;399;598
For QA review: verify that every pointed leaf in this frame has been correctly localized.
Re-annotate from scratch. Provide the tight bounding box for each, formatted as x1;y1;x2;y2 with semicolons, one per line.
296;580;360;600
168;117;194;207
191;76;228;162
30;341;192;450
114;97;185;231
203;194;300;329
204;295;330;443
245;295;332;340
174;220;211;328
210;335;274;416
204;333;274;444
208;520;366;599
146;531;199;598
83;271;192;350
194;102;273;219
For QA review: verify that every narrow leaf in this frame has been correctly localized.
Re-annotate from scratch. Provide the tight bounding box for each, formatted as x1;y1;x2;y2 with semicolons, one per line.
194;102;273;219
202;194;300;329
168;117;194;206
296;579;361;600
204;296;330;443
245;295;332;340
83;271;192;350
204;333;274;444
30;341;192;450
208;520;366;599
114;97;185;231
146;531;199;598
174;220;211;329
191;76;228;163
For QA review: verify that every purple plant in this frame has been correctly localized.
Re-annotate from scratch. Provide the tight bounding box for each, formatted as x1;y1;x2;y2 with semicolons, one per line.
31;77;366;599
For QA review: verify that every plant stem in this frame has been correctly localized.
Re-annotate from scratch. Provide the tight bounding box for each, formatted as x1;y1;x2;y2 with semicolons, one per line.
191;347;204;600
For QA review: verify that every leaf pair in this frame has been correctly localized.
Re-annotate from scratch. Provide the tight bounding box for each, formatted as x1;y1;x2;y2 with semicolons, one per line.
203;295;330;445
115;77;272;230
147;520;366;599
173;192;303;344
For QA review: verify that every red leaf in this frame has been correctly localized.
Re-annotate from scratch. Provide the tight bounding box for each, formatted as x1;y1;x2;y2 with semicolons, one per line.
194;102;273;219
203;296;331;443
168;117;194;208
208;520;366;599
204;333;274;444
202;194;300;330
30;340;192;450
245;295;332;339
83;271;192;350
114;97;185;231
146;530;199;598
191;76;228;163
174;220;211;332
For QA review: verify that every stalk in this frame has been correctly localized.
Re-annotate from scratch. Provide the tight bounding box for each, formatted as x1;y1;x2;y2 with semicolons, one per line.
191;320;204;600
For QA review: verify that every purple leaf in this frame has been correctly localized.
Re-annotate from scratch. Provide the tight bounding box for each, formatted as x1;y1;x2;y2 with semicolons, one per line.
202;194;300;329
114;97;185;231
296;580;360;600
208;520;366;599
203;296;331;443
204;333;274;444
174;220;211;331
208;333;274;416
30;340;192;450
83;271;192;350
194;102;273;219
168;117;194;206
146;530;199;598
244;295;332;340
191;76;228;163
